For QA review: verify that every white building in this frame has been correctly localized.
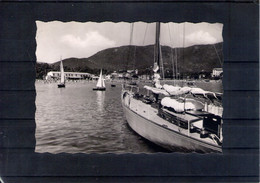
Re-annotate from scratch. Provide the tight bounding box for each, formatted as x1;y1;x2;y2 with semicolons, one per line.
105;75;111;80
212;68;223;77
46;71;92;80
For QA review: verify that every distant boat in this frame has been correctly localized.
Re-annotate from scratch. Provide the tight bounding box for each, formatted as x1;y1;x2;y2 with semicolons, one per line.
58;60;65;88
93;69;106;91
111;79;116;87
186;80;195;86
129;81;137;86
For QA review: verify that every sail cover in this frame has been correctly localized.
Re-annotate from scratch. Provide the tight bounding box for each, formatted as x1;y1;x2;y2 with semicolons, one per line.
162;84;191;95
190;88;218;98
144;86;170;96
161;97;197;112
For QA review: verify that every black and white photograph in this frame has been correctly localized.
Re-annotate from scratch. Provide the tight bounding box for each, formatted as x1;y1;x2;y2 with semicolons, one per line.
1;2;259;182
35;21;224;154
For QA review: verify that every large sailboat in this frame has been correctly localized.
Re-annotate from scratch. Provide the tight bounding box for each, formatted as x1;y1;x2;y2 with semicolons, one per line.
57;60;65;88
121;23;223;153
93;69;106;91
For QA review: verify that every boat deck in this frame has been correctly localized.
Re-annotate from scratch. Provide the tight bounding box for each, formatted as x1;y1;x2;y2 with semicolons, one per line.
128;96;218;146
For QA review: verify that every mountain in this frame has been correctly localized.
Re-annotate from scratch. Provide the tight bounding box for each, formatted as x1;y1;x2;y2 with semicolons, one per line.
50;42;223;76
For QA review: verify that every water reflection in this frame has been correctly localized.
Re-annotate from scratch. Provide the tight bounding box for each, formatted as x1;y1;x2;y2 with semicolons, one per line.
96;91;105;112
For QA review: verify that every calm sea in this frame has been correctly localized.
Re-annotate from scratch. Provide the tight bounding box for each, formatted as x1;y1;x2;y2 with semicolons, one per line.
35;80;222;154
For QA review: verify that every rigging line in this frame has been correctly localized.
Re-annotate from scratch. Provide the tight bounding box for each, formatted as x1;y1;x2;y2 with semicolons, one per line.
171;47;175;81
171;30;177;81
213;43;223;67
157;23;164;80
171;43;175;81
132;45;137;70
153;44;156;80
140;23;148;73
159;44;165;80
153;44;156;64
142;23;148;45
175;47;178;80
126;23;134;72
131;24;137;76
130;23;134;45
152;23;156;79
168;23;175;81
131;22;136;71
181;22;186;80
174;23;178;80
175;24;178;80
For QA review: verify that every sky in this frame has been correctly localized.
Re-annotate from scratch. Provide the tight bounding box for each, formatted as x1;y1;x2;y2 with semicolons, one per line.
36;21;223;63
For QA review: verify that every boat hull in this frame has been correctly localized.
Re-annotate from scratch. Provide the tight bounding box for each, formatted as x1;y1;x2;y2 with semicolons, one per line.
122;100;221;153
58;83;65;88
93;87;106;91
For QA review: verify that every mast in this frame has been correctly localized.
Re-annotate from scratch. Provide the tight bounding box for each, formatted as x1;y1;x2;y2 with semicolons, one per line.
155;22;160;69
153;22;162;89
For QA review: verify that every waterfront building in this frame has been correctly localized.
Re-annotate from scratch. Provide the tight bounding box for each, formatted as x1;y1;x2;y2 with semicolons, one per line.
211;68;223;78
46;71;92;80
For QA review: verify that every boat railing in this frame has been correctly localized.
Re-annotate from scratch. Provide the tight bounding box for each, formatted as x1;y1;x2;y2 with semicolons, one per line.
204;104;223;117
122;84;140;93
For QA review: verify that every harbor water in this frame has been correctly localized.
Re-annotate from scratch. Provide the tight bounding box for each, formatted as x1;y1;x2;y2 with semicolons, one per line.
35;80;223;154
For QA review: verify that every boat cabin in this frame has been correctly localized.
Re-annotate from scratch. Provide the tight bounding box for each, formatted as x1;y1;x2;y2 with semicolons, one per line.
158;106;222;140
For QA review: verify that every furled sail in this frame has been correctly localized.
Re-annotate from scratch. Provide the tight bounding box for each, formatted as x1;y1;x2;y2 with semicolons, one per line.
144;85;170;96
163;84;192;95
161;97;200;112
190;87;218;98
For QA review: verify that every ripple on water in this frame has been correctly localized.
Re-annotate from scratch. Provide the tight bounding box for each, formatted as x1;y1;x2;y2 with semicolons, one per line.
35;81;222;153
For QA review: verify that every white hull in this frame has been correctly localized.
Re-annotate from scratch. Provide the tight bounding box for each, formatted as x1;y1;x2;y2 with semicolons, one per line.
121;92;222;153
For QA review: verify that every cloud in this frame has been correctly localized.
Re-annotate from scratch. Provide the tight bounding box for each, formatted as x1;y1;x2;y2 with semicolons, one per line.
61;31;115;48
61;31;115;51
186;30;217;45
56;31;117;60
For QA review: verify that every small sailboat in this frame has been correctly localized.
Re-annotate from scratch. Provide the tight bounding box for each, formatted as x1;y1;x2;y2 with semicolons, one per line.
121;22;223;153
57;60;65;88
111;79;116;87
93;69;106;91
